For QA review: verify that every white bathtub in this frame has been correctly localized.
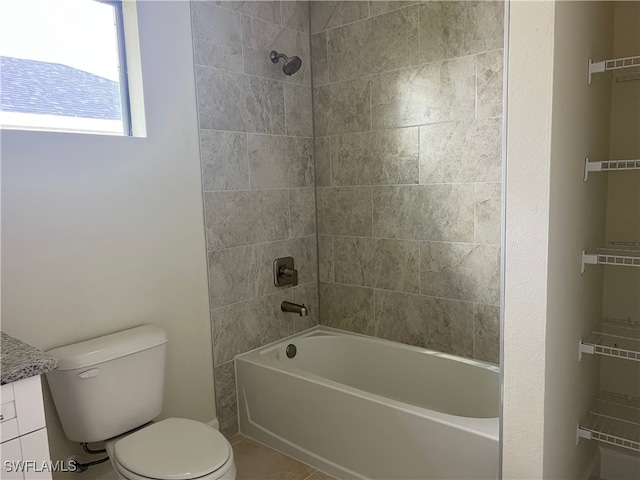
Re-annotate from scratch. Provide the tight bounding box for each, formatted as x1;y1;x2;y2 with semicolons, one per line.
236;326;499;480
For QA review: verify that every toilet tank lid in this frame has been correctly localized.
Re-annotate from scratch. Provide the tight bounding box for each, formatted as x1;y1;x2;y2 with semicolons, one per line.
47;325;168;371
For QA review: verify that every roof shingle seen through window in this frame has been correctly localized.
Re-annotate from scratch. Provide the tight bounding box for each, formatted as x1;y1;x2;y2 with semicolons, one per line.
0;56;122;120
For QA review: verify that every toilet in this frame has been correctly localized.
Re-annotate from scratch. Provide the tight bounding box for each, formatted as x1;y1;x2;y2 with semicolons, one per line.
45;325;236;480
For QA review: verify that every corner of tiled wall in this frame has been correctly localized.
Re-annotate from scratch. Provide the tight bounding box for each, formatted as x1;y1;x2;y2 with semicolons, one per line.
190;0;317;437
311;0;504;365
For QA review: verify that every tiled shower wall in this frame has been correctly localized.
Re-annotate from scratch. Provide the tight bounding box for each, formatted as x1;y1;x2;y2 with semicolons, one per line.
191;0;317;436
312;1;504;363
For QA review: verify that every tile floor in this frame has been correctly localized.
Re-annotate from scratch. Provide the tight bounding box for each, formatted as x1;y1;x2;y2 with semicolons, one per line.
229;434;336;480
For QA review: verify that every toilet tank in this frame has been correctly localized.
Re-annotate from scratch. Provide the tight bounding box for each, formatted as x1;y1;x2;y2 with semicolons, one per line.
45;325;168;443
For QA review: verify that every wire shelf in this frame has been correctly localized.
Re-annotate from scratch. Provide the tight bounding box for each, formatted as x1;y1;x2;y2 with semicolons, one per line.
578;392;640;452
582;243;640;273
580;318;640;361
584;157;640;181
589;55;640;84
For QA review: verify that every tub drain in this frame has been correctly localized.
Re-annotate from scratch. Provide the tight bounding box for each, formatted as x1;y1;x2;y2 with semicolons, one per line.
286;344;297;358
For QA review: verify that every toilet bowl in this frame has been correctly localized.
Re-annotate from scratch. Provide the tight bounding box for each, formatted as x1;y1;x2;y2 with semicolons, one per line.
105;418;236;480
45;325;236;479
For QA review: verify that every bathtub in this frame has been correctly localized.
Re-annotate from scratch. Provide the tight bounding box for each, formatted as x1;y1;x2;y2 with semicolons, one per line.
236;326;499;480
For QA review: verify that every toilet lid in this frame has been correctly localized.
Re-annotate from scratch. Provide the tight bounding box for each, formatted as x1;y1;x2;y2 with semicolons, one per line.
114;418;231;480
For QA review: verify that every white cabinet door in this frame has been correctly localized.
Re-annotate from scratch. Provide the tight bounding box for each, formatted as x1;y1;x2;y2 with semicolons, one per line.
20;429;52;480
13;377;46;437
1;437;24;480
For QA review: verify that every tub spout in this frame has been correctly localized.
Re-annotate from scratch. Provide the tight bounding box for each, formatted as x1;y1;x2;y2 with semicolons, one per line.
281;301;308;317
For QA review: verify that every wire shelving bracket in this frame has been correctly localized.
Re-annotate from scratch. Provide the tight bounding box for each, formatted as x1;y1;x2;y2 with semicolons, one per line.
584;157;640;181
582;243;640;273
579;318;640;362
588;55;640;84
577;392;640;452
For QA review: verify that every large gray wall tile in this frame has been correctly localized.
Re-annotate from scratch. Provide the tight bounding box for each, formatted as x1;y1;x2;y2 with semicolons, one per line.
310;1;370;33
477;49;504;118
242;16;311;85
196;67;285;134
311;32;328;86
334;237;420;293
428;297;474;357
313;78;371;136
370;1;419;16
319;282;374;335
285;84;313;137
474;183;501;244
208;245;254;309
328;6;419;83
248;135;314;189
212;289;293;364
213;361;238;436
465;1;504;55
281;1;310;32
331;128;419;185
314;137;331;186
420;242;500;305
474;303;500;364
418;1;504;64
317;186;372;236
419;118;502;184
200;130;248;191
373;185;474;242
192;2;243;71
418;1;467;63
289;188;317;238
204;190;290;249
370;57;476;130
318;235;334;282
208;237;317;309
216;1;282;25
374;290;431;347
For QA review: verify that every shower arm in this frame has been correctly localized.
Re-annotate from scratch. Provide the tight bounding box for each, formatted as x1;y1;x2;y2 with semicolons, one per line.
270;51;289;64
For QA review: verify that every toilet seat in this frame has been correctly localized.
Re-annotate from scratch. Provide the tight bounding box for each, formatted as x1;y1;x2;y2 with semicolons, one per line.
111;418;233;480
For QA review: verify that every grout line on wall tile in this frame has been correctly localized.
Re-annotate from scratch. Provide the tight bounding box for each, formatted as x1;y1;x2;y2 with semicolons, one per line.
245;133;251;190
316;47;505;88
473;183;477;243
213;2;307;34
314;1;418;36
207;234;317;254
321;280;499;308
196;115;502;142
314;235;500;248
200;127;312;140
196;63;311;89
212;280;319;314
474;55;479;119
287;189;292;239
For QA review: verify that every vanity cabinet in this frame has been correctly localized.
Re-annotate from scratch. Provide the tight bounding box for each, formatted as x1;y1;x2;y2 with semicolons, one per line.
0;376;52;480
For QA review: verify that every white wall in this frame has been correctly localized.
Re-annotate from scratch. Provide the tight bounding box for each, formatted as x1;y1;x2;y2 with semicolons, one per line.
0;1;215;476
543;1;613;477
601;0;640;400
503;1;555;477
504;1;614;477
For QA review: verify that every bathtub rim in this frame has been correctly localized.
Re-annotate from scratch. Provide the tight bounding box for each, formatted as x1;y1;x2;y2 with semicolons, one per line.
236;325;499;374
235;326;500;441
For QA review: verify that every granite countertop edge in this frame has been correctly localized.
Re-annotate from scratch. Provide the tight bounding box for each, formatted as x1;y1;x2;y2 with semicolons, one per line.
1;332;58;385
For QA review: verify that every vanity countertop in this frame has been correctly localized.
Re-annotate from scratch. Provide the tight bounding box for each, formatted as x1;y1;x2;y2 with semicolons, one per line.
1;332;58;385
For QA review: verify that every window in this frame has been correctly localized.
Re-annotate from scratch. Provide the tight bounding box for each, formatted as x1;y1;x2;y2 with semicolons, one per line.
0;0;133;135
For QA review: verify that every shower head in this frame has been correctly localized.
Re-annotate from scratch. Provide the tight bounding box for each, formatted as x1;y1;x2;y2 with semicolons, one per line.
270;50;302;76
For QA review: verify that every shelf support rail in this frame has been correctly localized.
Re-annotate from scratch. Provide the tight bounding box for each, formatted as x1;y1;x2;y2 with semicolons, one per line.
584;157;640;181
581;250;598;274
588;56;640;84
